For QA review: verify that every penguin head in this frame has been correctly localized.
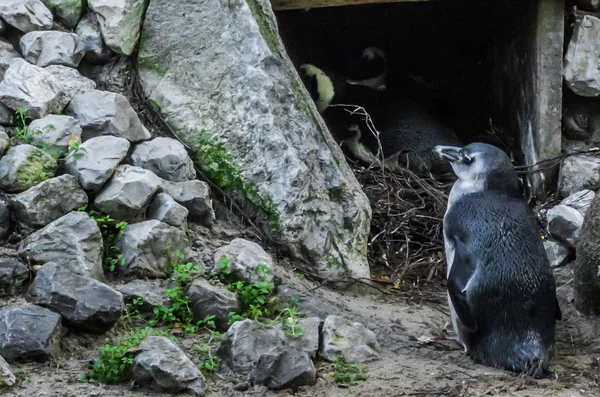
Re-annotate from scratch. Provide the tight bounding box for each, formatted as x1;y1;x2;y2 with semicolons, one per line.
347;46;387;91
434;142;522;197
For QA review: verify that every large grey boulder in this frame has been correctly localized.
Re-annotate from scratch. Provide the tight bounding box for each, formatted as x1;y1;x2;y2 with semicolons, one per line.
66;90;151;142
320;315;380;363
29;114;83;157
131;137;196;182
0;39;21;81
42;0;83;29
213;238;275;284
564;15;600;97
0;200;9;241
0;59;70;119
279;317;320;358
94;165;162;220
161;179;214;226
138;0;371;280
117;220;189;278
10;174;88;228
45;65;97;99
0;355;16;387
547;205;585;248
116;279;169;318
0;0;53;33
217;319;285;374
0;144;57;193
88;0;146;56
64;136;130;192
558;155;600;197
76;12;112;63
544;240;571;268
560;189;596;217
19;211;104;281
187;278;241;332
27;262;124;332
0;258;29;297
0;305;62;363
251;346;316;390
132;336;207;395
20;31;86;68
147;192;188;228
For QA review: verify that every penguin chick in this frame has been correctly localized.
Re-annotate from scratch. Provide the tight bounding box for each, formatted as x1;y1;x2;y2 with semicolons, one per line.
434;142;562;377
347;46;388;91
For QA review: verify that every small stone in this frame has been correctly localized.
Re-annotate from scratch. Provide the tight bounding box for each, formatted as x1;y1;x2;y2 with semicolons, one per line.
564;15;600;97
187;278;241;332
547;205;585;248
66;90;151;142
0;355;16;387
0;38;21;81
116;279;169;317
94;165;162;220
19;211;104;281
131;137;196;182
0;0;53;33
88;0;146;56
0;58;70;119
0;128;9;157
10;175;88;228
29;115;83;157
147;193;188;227
76;12;112;63
161;180;214;225
544;240;571;268
320;315;380;363
0;258;29;297
64;136;130;192
217;319;285;374
117;220;189;278
0;200;9;241
280;317;320;358
0;144;57;193
132;336;207;395
0;305;62;363
27;262;124;333
42;0;83;29
560;189;596;217
558;155;600;197
45;65;97;99
213;238;275;285
251;346;317;390
20;31;86;68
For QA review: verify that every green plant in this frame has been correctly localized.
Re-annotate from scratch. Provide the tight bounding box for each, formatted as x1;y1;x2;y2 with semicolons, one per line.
331;357;368;383
80;206;128;272
277;306;304;339
123;297;144;322
67;134;86;159
196;345;219;374
10;108;33;143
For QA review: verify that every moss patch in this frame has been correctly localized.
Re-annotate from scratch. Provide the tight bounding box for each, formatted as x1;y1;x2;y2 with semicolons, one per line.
14;151;57;191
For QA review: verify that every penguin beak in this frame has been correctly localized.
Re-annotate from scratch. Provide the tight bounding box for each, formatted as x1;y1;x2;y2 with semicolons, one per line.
434;146;462;162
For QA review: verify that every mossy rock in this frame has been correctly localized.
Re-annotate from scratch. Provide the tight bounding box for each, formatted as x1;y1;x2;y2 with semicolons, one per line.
0;144;57;193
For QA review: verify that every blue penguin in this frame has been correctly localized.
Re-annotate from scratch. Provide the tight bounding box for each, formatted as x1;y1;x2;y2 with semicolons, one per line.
434;142;562;377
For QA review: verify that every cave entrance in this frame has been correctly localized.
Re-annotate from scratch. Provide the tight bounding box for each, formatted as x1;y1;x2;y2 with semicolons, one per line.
272;0;564;201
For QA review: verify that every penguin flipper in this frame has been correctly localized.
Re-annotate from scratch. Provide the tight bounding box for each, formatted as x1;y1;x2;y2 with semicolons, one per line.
447;238;478;333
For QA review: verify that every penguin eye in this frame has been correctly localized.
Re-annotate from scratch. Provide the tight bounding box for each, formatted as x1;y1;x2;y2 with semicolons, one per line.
461;151;473;164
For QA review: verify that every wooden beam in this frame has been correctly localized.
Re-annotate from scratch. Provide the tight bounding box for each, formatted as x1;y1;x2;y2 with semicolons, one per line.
270;0;436;11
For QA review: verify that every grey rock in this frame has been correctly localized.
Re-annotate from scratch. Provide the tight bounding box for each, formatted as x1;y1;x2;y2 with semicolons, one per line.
558;155;600;197
0;355;16;387
0;104;11;126
0;305;62;363
76;12;113;63
29;114;83;156
0;58;70;119
560;189;596;217
217;319;285;374
147;192;188;227
20;31;86;68
20;211;104;281
280;317;320;358
564;15;600;97
64;136;130;192
251;346;316;390
187;278;241;332
131;137;196;182
0;38;21;82
0;200;9;241
42;0;83;28
213;238;275;285
66;90;151;142
94;165;162;220
117;220;188;278
0;144;57;193
0;258;29;297
45;65;97;98
320;315;380;363
10;175;88;228
161;179;214;226
116;279;169;317
132;336;207;395
27;262;123;332
0;128;9;157
88;0;146;56
274;285;335;320
547;205;584;248
138;0;371;281
0;0;53;33
544;240;571;268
